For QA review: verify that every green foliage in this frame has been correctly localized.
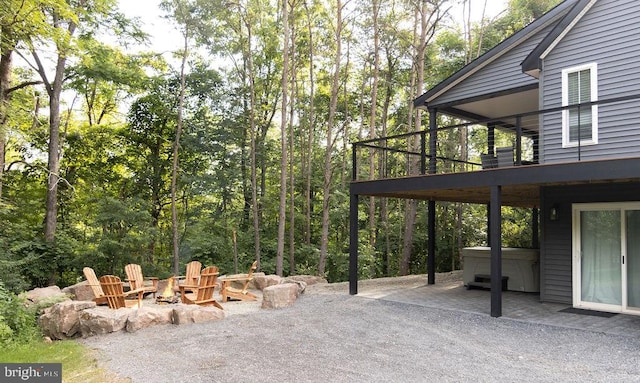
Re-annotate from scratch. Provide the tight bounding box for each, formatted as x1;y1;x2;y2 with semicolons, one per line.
0;174;79;291
502;207;537;248
0;0;554;292
430;30;467;86
3;231;79;289
0;283;41;347
476;0;563;56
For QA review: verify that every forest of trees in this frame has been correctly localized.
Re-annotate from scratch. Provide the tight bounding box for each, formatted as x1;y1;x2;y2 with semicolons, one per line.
0;0;561;292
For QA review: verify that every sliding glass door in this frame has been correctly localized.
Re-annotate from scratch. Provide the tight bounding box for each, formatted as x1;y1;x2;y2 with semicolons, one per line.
626;210;640;310
573;203;640;313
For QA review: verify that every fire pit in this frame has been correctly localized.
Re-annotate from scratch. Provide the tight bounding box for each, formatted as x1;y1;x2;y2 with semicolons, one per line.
156;277;180;304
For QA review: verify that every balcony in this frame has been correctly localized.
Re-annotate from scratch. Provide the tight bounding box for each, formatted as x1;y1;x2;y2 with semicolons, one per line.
352;94;640;183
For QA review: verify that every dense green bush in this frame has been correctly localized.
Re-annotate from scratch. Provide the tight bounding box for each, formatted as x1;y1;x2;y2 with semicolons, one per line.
0;282;41;347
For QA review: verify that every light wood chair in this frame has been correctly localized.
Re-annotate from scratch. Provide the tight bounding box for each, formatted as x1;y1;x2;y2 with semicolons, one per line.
82;267;108;305
179;266;224;310
175;261;202;294
124;263;159;298
99;275;145;309
220;261;258;302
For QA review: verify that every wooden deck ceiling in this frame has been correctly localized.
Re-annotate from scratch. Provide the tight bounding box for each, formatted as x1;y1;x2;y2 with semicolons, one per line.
350;157;640;208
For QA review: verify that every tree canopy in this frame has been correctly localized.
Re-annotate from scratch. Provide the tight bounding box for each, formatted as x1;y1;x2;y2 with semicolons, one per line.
0;0;561;292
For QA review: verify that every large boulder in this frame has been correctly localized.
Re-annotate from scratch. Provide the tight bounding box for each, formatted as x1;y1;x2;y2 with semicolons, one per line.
23;286;69;305
285;275;328;286
126;306;174;332
38;300;96;340
282;279;307;295
79;307;131;337
253;275;283;291
171;304;225;325
62;281;95;302
261;283;299;309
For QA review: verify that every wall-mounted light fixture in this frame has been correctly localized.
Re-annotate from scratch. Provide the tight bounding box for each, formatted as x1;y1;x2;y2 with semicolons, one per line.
550;204;560;221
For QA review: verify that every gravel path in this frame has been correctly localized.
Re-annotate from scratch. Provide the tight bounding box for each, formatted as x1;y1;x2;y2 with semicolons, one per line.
81;278;640;383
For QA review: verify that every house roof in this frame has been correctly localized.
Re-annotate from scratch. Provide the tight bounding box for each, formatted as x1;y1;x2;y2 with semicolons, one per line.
521;0;595;76
413;0;582;110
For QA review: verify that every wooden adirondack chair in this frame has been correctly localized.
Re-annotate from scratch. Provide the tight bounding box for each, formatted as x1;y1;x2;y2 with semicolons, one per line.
220;261;258;302
174;261;202;294
124;264;159;298
179;266;223;310
82;267;108;305
99;275;145;309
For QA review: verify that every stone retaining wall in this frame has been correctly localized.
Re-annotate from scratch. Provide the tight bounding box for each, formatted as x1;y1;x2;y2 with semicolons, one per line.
32;274;327;339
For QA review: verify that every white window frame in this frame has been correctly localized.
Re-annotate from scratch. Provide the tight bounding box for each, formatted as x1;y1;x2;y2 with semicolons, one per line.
561;63;598;148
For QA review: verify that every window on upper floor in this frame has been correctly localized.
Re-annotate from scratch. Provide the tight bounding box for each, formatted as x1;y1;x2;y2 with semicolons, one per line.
562;63;598;147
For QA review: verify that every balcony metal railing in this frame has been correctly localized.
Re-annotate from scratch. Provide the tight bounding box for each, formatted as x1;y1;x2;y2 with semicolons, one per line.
352;94;640;182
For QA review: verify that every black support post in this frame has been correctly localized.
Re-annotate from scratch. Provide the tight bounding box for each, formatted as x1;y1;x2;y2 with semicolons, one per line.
427;109;437;285
515;116;522;165
487;122;495;249
349;145;359;295
488;124;495;155
428;200;436;285
490;185;502;318
349;191;359;295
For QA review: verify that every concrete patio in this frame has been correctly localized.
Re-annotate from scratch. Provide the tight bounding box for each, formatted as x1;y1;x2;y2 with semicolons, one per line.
84;272;640;382
313;272;640;338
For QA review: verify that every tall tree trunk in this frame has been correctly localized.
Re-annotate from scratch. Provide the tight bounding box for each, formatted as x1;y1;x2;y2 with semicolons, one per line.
289;10;298;276
240;117;251;229
241;8;261;269
38;15;76;248
380;46;395;276
340;40;350;188
239;34;251;231
319;0;343;276
368;0;380;247
289;109;296;274
400;5;422;276
400;1;444;275
464;0;472;64
304;1;315;246
31;13;74;284
43;63;63;244
276;0;290;277
475;0;489;57
0;46;12;201
463;0;489;63
171;31;189;275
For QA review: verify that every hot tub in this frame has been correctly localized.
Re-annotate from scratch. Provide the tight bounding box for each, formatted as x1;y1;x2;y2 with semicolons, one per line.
462;247;540;292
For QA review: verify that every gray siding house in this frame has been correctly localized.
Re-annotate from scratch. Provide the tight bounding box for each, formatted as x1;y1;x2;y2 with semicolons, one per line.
349;0;640;317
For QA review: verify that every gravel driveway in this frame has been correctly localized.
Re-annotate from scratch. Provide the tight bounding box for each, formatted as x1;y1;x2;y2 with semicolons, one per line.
80;277;640;383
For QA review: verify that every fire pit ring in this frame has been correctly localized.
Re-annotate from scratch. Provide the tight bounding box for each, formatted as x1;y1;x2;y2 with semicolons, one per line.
155;276;181;304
